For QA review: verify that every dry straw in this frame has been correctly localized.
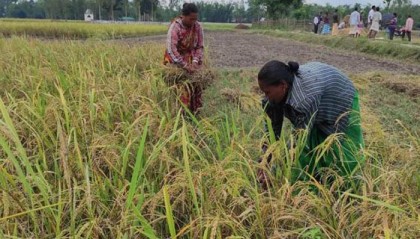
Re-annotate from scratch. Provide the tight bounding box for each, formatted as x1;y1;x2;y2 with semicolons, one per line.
162;65;216;89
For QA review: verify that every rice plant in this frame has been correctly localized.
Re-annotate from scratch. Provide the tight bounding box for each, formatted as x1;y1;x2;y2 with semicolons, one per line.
0;19;236;39
0;36;419;238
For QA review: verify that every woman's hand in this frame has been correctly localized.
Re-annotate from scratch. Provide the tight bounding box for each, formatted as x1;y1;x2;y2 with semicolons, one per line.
184;64;195;73
191;62;201;71
184;63;201;74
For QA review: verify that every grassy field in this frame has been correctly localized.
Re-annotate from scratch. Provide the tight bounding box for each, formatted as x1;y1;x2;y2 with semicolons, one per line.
0;19;236;39
202;22;240;31
0;19;167;39
0;34;419;238
253;29;420;63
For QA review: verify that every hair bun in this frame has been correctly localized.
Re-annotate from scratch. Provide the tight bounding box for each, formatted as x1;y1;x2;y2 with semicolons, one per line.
287;61;299;74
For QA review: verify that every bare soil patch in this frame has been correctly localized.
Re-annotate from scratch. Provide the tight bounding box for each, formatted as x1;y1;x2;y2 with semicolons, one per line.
130;31;420;74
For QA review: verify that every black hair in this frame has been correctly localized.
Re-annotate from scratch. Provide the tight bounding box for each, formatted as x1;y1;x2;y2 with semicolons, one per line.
258;61;299;86
376;7;380;11
408;15;412;18
335;9;338;12
393;12;397;17
182;3;199;16
354;7;358;11
372;5;375;9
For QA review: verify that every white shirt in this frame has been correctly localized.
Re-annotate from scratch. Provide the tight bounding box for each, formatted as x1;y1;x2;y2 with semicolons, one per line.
368;9;375;23
313;16;319;25
350;11;360;25
376;12;382;21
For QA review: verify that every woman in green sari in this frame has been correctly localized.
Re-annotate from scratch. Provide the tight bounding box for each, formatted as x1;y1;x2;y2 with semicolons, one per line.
257;61;364;185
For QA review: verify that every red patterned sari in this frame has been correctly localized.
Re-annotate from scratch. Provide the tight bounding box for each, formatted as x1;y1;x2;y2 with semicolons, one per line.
164;18;204;114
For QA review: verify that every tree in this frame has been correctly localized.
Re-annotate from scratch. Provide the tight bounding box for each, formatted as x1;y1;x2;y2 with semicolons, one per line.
384;0;392;9
292;4;317;20
255;0;303;19
383;0;409;9
133;0;140;20
196;2;234;22
101;0;124;20
247;0;267;22
233;3;246;23
40;0;62;19
130;0;160;21
168;0;180;10
0;0;18;17
7;0;45;18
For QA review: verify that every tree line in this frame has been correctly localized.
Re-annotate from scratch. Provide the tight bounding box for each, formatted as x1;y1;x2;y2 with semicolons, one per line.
0;0;418;27
0;0;253;22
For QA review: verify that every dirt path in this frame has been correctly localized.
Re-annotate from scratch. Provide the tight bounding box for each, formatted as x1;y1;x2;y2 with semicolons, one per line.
129;31;420;74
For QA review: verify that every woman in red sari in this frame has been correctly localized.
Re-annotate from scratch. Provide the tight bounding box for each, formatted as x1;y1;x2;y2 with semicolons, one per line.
164;3;204;115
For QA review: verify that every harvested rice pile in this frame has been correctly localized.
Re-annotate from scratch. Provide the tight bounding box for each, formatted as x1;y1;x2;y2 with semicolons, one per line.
235;24;250;30
336;27;369;37
343;15;350;27
162;65;216;88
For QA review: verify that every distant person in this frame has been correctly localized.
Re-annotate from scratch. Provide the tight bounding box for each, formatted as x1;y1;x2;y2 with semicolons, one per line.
313;14;320;34
402;15;414;42
332;9;340;36
368;5;375;29
388;13;398;40
318;12;324;34
164;3;204;114
357;15;364;37
321;13;331;34
257;61;364;185
349;7;361;37
368;7;382;39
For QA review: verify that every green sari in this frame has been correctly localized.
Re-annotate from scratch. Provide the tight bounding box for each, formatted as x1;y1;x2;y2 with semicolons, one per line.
293;92;365;182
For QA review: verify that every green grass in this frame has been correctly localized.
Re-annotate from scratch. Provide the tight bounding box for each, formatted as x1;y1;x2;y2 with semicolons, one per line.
202;22;238;31
0;36;419;238
253;29;420;63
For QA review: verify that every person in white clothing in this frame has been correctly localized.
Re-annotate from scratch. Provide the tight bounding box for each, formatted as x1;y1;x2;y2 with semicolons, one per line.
349;7;361;37
368;7;382;39
313;15;320;34
367;5;375;29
